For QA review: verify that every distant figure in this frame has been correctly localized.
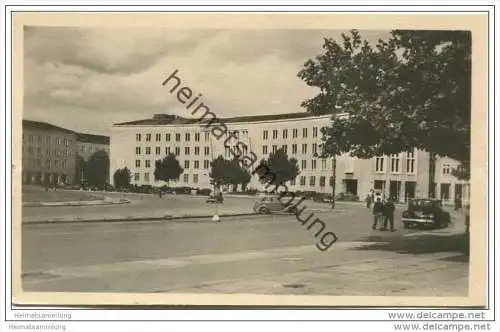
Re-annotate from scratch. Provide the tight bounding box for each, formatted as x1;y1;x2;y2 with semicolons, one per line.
365;194;372;209
372;198;384;230
383;197;396;232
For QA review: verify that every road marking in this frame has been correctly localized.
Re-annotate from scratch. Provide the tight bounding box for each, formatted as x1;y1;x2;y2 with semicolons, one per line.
22;241;380;284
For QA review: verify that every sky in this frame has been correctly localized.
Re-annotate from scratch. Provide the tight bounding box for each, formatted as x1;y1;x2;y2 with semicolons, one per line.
23;27;391;136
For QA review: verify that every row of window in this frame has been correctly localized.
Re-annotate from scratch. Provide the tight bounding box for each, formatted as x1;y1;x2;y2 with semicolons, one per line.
136;132;212;143
263;127;319;140
79;145;108;153
261;143;319;155
23;134;72;146
24;146;73;157
25;158;70;169
134;172;201;184
135;146;210;156
375;153;416;174
135;159;211;170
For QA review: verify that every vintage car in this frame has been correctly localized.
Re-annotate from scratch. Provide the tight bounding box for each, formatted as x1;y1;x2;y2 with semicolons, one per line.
206;192;224;203
253;196;297;214
401;198;451;229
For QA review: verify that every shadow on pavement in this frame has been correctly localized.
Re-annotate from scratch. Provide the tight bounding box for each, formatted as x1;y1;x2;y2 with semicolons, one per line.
351;233;469;256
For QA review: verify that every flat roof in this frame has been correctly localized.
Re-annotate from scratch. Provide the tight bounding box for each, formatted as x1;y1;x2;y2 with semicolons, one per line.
113;112;336;126
76;132;110;145
23;120;76;135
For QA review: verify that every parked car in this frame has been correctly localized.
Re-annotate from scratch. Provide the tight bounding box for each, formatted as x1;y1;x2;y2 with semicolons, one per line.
206;192;224;203
313;193;333;203
401;198;451;229
253;196;297;214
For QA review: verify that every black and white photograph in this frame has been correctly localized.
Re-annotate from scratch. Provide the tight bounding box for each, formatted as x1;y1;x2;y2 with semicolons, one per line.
11;12;488;308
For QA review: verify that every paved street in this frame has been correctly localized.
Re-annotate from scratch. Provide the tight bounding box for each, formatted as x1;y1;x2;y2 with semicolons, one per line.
21;196;469;296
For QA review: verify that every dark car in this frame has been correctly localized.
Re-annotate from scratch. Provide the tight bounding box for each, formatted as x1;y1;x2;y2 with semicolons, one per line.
253;196;298;214
401;198;451;229
206;192;224;203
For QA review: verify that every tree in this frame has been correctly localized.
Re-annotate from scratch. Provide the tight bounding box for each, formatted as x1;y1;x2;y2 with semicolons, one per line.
86;150;109;187
154;153;184;185
209;155;233;188
255;148;300;189
229;157;252;192
113;167;131;189
297;30;471;179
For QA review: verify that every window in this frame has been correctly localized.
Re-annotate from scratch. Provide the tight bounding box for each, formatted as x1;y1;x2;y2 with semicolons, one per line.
329;176;334;187
443;164;451;175
45;136;51;143
262;145;268;154
195;133;200;142
390;154;400;173
302;128;308;138
313;127;319;138
263;130;268;140
135;160;141;167
46;160;51;168
309;176;316;186
440;183;451;200
290;178;296;186
205;132;210;141
292;129;298;138
55;149;60;157
145;160;151;168
37;147;42;154
319;176;326;187
185;147;190;155
176;133;181;142
300;176;306;186
312;143;318;155
224;146;231;158
136;147;141;155
282;129;288;139
183;174;189;183
194;147;200;155
375;157;385;172
175;147;180;155
292;144;297;154
28;135;34;142
155;147;161;155
272;145;278;153
194;160;200;169
185;133;190;141
204;160;210;169
272;130;278;139
146;133;151;142
155;133;161;142
145;147;151;155
63;138;68;146
54;160;59;167
166;133;171;141
406;151;416;174
165;147;171;155
134;173;140;181
282;145;288;154
144;173;150;182
184;160;190;169
322;159;327;169
56;137;61;144
301;160;307;170
302;144;307;154
193;174;199;184
311;159;317;169
204;147;210;155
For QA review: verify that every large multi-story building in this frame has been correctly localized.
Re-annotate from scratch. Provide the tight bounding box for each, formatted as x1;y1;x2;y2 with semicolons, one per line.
22;120;78;185
110;112;468;204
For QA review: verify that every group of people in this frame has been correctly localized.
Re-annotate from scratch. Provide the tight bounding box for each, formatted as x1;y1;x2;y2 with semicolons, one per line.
366;193;396;232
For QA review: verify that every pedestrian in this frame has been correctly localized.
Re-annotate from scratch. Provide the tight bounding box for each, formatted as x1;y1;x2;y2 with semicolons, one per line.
383;196;396;232
372;198;384;230
365;194;372;209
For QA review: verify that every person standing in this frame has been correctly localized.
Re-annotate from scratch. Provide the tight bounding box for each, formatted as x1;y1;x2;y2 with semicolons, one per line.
383;197;396;232
372;198;384;230
365;194;372;209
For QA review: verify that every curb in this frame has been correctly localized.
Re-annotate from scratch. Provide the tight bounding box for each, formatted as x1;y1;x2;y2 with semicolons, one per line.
22;212;258;225
22;199;131;208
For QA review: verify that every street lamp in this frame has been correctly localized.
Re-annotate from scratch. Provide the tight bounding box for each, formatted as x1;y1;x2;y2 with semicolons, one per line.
314;153;336;209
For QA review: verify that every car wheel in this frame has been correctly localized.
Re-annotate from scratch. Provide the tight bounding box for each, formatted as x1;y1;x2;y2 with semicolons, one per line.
259;207;270;214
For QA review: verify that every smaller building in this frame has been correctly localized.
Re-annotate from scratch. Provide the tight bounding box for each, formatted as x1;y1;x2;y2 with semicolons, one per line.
22;120;78;185
76;133;110;161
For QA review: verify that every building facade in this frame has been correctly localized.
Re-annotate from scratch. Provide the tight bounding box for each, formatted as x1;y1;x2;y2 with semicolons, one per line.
22;120;78;185
76;133;110;161
110;113;468;204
